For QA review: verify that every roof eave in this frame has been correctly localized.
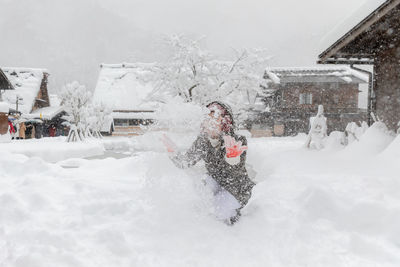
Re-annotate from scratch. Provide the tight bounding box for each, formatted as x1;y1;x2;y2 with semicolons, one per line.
318;0;400;63
0;69;15;90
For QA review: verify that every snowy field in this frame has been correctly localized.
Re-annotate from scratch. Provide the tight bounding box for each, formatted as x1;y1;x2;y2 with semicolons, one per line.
1;129;400;267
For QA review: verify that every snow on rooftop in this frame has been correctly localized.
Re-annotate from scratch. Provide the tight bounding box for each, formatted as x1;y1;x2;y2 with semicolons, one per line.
1;67;47;114
0;102;9;113
319;0;386;53
49;94;61;107
27;106;65;120
265;66;369;84
93;63;159;111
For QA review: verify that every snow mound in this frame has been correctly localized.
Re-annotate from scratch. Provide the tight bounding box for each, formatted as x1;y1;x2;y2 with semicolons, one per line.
325;131;346;151
0;137;105;162
344;122;395;155
1;133;400;266
381;134;400;159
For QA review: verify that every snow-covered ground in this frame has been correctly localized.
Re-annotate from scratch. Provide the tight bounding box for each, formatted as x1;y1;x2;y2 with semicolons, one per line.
1;129;400;267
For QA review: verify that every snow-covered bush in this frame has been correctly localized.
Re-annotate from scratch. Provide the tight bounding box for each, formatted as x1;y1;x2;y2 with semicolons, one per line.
345;121;395;155
344;121;368;145
60;81;92;142
324;131;346;150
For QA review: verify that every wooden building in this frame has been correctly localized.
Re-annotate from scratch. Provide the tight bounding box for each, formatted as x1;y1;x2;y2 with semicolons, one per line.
93;63;159;136
1;67;50;114
250;66;368;136
1;67;51;139
0;69;14;135
0;68;14;101
318;0;400;132
26;106;69;137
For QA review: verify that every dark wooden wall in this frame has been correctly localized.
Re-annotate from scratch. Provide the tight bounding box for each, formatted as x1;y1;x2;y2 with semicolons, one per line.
253;81;364;136
375;45;400;131
32;73;50;111
278;82;359;113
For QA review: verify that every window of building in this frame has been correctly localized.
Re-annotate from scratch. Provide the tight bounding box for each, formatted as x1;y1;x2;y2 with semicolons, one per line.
114;118;154;127
299;93;313;104
114;119;129;126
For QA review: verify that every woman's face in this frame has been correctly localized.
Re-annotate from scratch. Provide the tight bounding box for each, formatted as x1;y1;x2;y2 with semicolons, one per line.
202;105;223;138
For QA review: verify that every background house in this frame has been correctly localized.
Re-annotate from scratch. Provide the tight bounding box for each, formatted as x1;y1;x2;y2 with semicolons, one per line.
0;69;14;135
0;68;14;101
1;67;53;138
93;63;159;136
318;0;400;132
25;106;68;137
249;66;368;136
1;67;50;114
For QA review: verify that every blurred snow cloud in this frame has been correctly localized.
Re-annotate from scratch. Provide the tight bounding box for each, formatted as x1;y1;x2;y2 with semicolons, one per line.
0;0;369;90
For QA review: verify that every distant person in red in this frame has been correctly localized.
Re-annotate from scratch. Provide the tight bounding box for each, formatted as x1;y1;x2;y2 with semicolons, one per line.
8;120;15;139
49;125;56;137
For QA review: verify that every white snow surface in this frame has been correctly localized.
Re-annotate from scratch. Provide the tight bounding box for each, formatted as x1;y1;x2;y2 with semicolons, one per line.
93;63;159;111
1;129;400;266
1;67;46;114
0;137;105;163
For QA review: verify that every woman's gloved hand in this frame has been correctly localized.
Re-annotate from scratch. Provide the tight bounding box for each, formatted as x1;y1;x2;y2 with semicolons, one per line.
223;135;248;158
160;134;178;153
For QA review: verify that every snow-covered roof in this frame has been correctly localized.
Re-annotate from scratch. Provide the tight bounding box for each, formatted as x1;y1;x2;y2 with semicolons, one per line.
319;0;386;53
93;63;159;111
0;102;9;113
1;67;48;114
264;66;369;85
0;69;14;90
26;106;66;120
49;94;61;107
319;0;394;63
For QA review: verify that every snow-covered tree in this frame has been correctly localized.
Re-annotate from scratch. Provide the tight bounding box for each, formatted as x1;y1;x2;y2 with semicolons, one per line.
88;102;112;138
60;81;92;142
149;35;270;123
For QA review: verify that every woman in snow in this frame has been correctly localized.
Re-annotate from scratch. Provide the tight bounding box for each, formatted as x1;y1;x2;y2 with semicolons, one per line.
161;101;255;224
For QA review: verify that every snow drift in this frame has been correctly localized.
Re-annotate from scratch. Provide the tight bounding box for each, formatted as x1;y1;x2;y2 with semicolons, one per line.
0;133;400;266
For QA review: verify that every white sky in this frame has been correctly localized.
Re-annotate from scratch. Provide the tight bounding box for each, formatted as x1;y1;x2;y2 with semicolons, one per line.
0;0;375;90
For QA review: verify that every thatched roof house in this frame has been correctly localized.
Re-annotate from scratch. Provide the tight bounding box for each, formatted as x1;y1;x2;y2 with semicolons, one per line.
1;67;50;114
93;63;159;135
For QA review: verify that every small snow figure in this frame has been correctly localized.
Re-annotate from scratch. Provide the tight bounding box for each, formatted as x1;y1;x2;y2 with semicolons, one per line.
305;105;327;150
161;101;255;225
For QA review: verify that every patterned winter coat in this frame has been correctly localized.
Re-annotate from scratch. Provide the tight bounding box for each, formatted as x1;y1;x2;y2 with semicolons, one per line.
171;133;255;207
